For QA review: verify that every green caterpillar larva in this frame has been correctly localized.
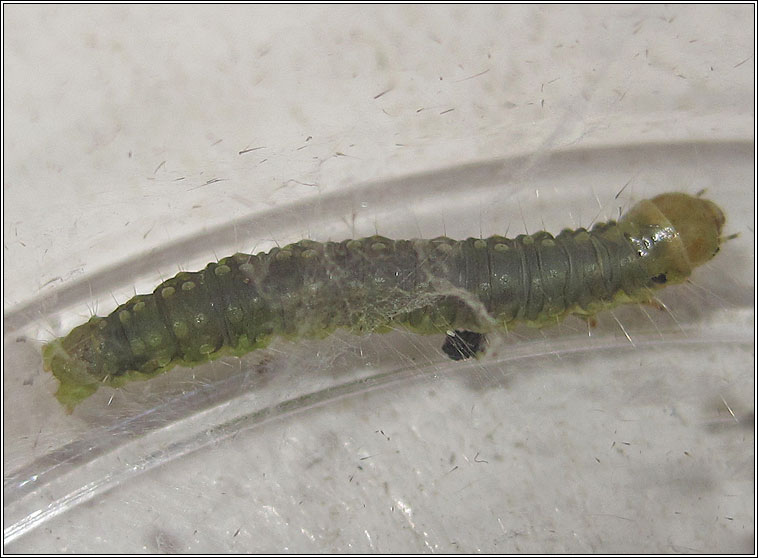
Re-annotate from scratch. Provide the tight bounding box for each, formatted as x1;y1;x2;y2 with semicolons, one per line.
43;192;726;410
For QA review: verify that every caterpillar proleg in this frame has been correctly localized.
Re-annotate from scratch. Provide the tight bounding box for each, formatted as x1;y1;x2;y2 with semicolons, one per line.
43;192;727;410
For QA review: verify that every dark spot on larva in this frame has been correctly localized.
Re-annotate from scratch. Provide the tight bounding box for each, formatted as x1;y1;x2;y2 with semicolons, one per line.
442;330;486;360
651;273;667;284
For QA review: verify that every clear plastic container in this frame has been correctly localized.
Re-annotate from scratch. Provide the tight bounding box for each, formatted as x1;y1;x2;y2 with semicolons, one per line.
4;5;754;553
4;141;754;552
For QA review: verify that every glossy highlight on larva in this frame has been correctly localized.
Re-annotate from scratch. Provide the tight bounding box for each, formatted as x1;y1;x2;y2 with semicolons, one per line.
42;192;727;411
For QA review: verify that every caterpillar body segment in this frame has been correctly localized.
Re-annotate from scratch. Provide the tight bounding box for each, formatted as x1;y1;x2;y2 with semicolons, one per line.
42;192;726;410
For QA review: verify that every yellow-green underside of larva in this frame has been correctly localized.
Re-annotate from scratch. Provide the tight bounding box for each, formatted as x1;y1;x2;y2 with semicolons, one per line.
43;283;654;412
43;331;275;411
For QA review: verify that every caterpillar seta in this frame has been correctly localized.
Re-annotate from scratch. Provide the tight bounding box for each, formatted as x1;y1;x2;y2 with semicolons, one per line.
43;192;727;410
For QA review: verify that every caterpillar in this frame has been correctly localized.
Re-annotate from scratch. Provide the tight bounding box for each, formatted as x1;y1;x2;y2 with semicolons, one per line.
43;192;726;410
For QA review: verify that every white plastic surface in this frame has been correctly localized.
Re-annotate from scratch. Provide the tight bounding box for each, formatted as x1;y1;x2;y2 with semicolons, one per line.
3;5;755;553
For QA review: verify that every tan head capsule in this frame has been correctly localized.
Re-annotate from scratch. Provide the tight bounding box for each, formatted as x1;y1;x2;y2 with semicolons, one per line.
620;192;726;286
649;192;725;267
